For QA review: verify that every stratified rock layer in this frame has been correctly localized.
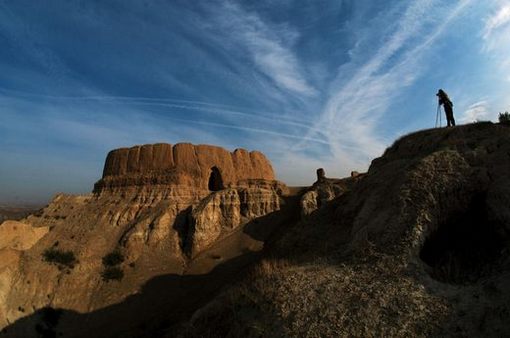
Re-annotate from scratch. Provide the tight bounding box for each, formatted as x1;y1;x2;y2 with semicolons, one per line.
95;143;275;192
189;188;281;256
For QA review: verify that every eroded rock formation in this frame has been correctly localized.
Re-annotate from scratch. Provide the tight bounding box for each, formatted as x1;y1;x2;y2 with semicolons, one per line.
300;168;353;217
6;123;510;337
189;187;281;256
95;143;275;192
0;143;288;336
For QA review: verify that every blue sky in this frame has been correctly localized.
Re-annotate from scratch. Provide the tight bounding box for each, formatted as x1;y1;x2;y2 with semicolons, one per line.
1;0;510;204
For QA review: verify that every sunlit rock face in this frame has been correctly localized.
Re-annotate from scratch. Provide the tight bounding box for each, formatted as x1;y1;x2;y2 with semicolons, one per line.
94;143;275;193
0;143;287;334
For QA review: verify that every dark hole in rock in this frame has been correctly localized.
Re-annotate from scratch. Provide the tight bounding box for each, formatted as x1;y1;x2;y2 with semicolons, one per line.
208;166;224;191
420;192;505;284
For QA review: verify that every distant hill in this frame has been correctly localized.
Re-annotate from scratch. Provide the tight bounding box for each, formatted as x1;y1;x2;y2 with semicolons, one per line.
0;206;41;223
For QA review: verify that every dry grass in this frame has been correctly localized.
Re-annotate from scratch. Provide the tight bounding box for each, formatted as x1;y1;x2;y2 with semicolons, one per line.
179;252;451;338
249;258;291;279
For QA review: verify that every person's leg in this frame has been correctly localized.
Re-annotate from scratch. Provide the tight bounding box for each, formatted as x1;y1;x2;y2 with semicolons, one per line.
445;106;454;127
443;106;448;126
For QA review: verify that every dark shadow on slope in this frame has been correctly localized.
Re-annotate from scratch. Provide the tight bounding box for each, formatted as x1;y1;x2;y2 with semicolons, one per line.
243;195;302;243
240;193;351;265
1;197;304;338
1;252;286;338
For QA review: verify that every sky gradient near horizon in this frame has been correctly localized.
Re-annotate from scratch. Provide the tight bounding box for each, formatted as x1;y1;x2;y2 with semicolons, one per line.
1;0;510;204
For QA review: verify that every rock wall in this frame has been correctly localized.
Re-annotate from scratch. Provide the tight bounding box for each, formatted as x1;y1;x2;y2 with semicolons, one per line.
188;187;281;256
95;143;275;192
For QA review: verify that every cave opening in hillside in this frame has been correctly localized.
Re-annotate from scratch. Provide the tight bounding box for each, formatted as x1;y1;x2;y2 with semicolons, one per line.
419;192;505;284
208;166;224;191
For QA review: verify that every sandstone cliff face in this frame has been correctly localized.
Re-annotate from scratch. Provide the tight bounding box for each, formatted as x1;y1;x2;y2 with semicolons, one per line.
0;221;49;330
0;143;286;335
95;143;275;192
188;188;281;256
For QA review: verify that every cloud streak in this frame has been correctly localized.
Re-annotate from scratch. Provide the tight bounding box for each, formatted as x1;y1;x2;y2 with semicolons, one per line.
211;1;317;97
460;100;491;123
482;2;510;84
484;3;510;41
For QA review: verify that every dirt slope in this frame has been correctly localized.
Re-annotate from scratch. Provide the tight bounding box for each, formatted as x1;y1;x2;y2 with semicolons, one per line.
178;122;510;337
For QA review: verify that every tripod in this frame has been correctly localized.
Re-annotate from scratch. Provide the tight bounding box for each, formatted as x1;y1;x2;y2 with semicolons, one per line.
435;104;442;128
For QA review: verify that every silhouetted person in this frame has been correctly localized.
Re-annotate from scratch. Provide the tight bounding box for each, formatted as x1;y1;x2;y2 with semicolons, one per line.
436;89;455;127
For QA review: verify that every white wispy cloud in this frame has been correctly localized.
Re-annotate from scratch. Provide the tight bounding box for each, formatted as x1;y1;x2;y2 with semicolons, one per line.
0;87;328;144
482;2;510;82
213;2;317;97
483;3;510;41
460;100;492;123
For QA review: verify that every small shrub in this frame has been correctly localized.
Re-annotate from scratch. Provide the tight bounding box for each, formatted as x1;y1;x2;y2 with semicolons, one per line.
101;266;124;281
101;250;125;282
499;111;510;124
42;248;77;269
102;251;124;267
